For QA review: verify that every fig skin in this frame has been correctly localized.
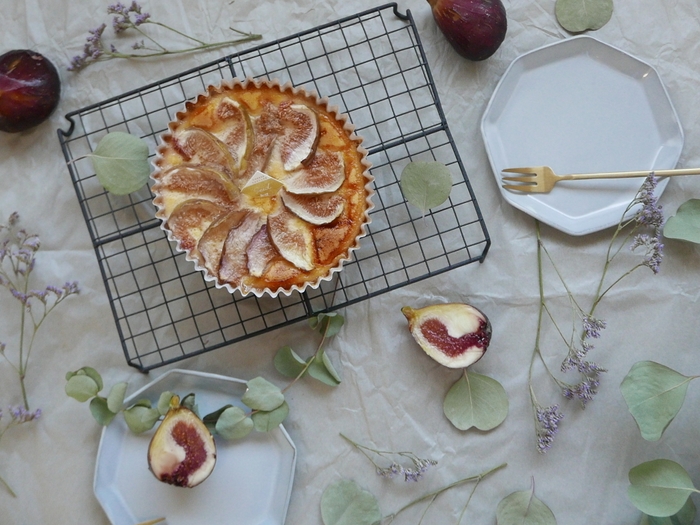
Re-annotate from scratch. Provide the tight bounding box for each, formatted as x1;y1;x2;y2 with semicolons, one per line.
402;303;492;369
147;395;217;488
0;49;61;133
427;0;507;61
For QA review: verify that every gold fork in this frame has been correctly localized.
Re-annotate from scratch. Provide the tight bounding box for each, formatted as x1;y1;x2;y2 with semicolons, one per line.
501;166;700;194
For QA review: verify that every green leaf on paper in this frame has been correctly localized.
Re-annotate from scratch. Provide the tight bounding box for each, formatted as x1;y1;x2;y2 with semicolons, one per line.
202;404;233;433
241;376;285;411
215;406;254;440
89;396;118;426
252;401;289;432
310;312;345;338
321;479;382;525
274;346;308;378
308;355;342;387
65;373;100;402
664;199;700;244
91;131;150;195
443;370;508;431
628;459;697;518
400;161;452;215
620;361;695;441
640;497;696;525
497;482;557;525
555;0;613;33
106;382;128;413
123;404;160;434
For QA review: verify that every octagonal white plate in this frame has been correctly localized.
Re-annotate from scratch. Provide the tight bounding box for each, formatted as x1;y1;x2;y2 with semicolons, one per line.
481;36;684;236
94;369;296;525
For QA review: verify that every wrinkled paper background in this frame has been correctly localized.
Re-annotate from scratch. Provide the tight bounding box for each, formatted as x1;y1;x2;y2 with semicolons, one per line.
1;0;699;523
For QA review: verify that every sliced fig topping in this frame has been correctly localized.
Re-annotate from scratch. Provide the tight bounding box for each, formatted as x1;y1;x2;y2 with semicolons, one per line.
277;103;319;171
212;97;251;174
197;210;248;276
172;128;237;178
166;199;227;255
246;225;278;278
268;207;315;271
281;189;345;225
154;164;238;214
283;151;345;194
219;212;264;284
241;102;282;183
401;303;492;369
148;395;217;488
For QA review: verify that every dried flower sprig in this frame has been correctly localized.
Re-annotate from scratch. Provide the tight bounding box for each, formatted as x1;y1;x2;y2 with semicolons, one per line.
0;212;79;496
528;175;663;453
341;433;438;483
68;1;262;71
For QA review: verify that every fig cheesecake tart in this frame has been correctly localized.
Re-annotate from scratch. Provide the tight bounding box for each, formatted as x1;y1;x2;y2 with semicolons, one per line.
152;78;374;298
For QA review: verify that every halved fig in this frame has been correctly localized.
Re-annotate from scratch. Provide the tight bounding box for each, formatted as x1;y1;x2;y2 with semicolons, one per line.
197;210;248;275
401;303;492;369
281;189;345;225
283;151;345;194
268;207;315;271
277;103;319;171
148;395;216;488
166;199;227;255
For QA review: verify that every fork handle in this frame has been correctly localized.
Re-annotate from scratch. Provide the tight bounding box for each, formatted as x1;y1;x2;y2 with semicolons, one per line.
563;167;700;180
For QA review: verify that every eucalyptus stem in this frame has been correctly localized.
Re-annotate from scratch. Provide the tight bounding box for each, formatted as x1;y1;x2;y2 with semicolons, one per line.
382;463;507;522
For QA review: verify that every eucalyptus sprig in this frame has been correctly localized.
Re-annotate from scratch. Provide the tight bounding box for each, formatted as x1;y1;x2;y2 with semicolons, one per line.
528;175;664;453
68;1;262;71
274;312;344;387
65;367;288;438
320;463;506;525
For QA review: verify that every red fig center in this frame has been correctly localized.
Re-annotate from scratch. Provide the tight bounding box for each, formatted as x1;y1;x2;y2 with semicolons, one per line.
161;420;208;487
420;318;491;357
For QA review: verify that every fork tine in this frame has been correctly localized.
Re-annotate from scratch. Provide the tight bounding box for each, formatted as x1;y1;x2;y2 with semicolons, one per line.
501;175;538;183
502;167;536;175
502;184;538;193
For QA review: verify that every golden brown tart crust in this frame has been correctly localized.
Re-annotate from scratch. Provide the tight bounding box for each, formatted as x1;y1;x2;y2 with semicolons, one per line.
152;78;373;297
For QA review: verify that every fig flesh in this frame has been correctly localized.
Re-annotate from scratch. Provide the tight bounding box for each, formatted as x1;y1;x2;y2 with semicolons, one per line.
427;0;507;61
402;303;491;368
148;395;217;488
0;49;61;133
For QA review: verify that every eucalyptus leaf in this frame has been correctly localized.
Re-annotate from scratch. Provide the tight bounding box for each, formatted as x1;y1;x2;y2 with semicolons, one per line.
308;356;342;387
555;0;613;33
321;351;342;383
274;346;308;378
241;377;285;411
620;361;694;441
215;406;254;440
123;405;160;434
130;398;152;408
89;396;117;426
252;401;290;432
91;131;151;195
310;312;345;338
106;382;128;413
496;485;557;525
157;391;175;416
79;366;104;392
628;459;697;518
203;404;233;433
399;161;453;214
443;371;509;431
664;199;700;244
180;392;197;414
641;497;696;525
321;479;382;525
65;374;100;402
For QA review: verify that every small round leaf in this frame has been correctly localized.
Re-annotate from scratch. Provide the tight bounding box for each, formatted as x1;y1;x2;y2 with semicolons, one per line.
216;406;254;440
555;0;613;33
497;486;557;525
274;346;307;378
628;459;696;518
399;161;453;214
640;496;696;525
443;371;509;431
308;356;341;387
65;374;100;402
106;382;128;413
241;377;285;411
157;391;175;416
321;479;381;525
123;405;160;434
252;401;290;432
91;132;151;195
89;396;118;426
664;199;700;244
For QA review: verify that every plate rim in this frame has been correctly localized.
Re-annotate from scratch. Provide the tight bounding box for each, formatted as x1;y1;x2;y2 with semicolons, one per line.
480;35;684;236
92;368;297;525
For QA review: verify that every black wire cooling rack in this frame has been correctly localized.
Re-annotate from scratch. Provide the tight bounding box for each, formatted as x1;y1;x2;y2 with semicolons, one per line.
57;3;490;372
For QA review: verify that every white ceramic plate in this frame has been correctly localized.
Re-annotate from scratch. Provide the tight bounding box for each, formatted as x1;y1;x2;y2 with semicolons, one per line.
94;369;296;525
481;36;684;236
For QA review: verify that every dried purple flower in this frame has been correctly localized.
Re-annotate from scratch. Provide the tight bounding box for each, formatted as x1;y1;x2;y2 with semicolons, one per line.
9;405;42;423
631;233;664;274
562;377;600;407
582;316;606;339
535;404;563;454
